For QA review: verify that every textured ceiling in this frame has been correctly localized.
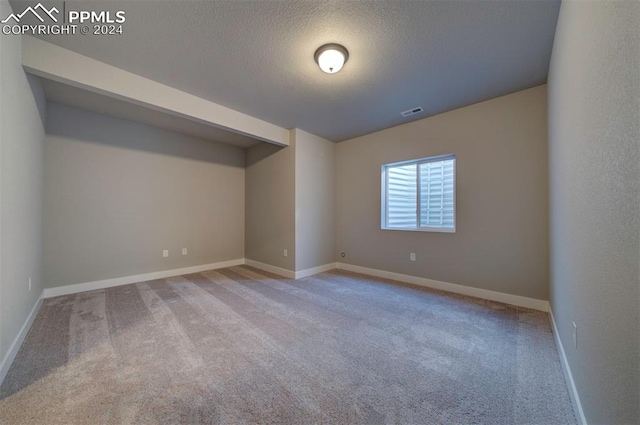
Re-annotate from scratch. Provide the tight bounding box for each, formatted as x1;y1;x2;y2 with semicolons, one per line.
19;0;560;142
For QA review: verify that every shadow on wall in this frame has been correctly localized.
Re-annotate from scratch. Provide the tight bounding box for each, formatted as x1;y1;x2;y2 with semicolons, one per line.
45;103;246;168
27;75;47;127
245;142;285;167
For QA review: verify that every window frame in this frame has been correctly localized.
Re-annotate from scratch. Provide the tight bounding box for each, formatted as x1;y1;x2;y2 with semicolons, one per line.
381;153;456;233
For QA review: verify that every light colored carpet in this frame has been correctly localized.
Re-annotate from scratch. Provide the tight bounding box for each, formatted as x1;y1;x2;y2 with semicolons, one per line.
0;266;576;424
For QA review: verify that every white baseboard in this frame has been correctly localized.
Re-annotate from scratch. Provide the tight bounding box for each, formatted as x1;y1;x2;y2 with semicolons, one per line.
335;262;549;312
244;260;338;280
295;263;337;279
549;307;587;425
244;259;296;279
42;258;246;298
42;258;337;299
0;293;43;386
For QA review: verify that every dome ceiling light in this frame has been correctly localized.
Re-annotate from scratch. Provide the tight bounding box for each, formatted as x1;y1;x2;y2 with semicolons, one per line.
314;43;349;74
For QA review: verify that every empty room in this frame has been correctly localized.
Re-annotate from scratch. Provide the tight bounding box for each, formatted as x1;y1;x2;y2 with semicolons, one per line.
0;0;638;424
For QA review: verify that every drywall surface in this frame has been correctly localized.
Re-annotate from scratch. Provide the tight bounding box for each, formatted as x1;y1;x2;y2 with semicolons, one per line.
44;103;245;288
336;86;549;300
548;1;640;423
22;36;290;147
294;129;336;271
0;14;46;369
245;133;296;271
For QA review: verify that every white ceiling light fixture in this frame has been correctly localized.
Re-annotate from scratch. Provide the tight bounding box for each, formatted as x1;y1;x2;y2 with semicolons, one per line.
314;43;349;74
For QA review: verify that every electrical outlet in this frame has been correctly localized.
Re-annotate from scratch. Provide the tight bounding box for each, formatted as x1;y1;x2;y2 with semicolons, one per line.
283;249;288;257
410;252;416;261
182;248;188;256
28;277;32;292
163;250;169;258
573;322;577;348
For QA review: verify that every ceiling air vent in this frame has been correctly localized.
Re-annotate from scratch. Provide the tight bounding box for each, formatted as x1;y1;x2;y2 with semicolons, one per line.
400;107;424;117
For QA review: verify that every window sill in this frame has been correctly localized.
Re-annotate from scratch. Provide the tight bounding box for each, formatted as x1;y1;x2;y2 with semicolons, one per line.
381;227;456;233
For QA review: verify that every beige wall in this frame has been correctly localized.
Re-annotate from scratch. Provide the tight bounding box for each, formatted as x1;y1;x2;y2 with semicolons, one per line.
44;103;245;288
294;129;336;271
245;133;296;271
548;1;639;423
0;14;46;377
336;86;549;300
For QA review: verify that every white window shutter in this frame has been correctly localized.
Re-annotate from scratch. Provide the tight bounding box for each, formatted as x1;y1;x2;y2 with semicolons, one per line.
386;163;417;228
